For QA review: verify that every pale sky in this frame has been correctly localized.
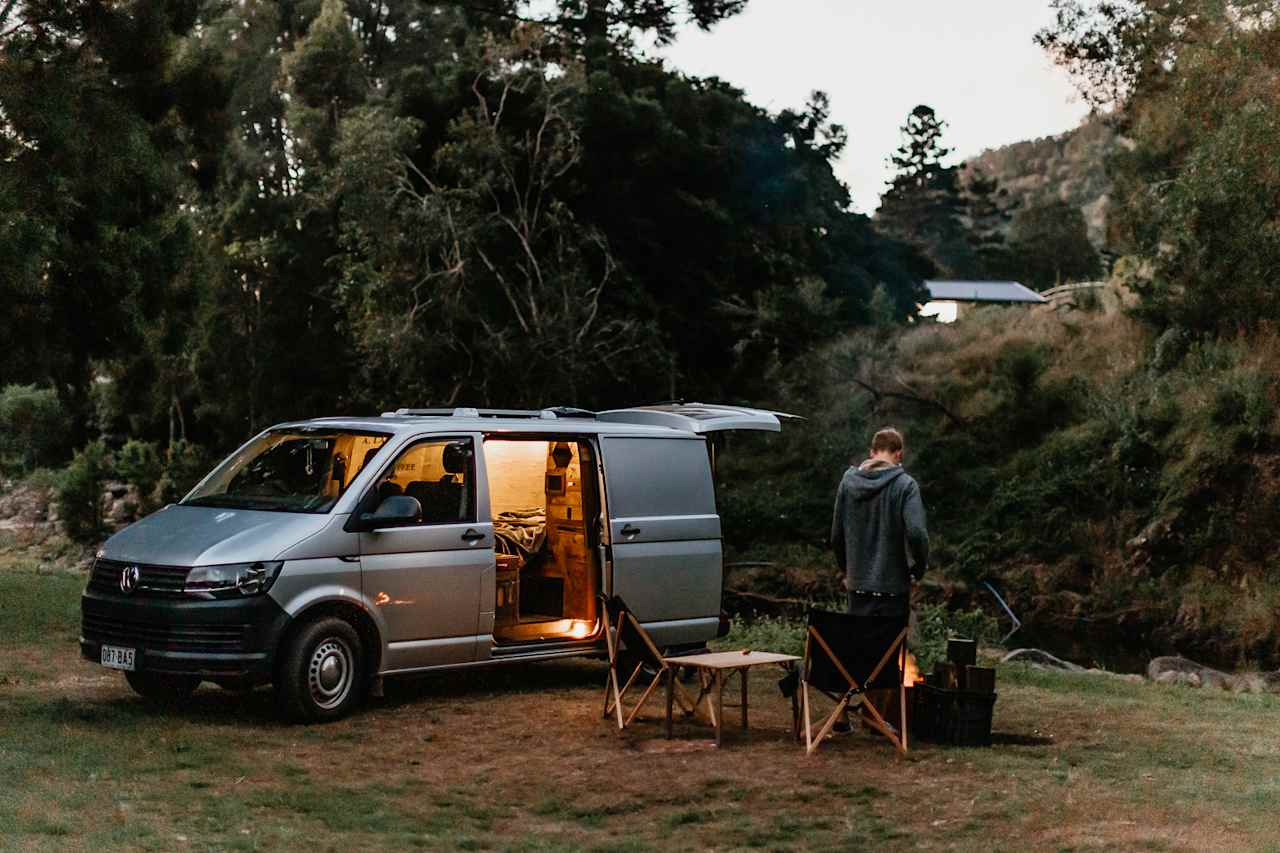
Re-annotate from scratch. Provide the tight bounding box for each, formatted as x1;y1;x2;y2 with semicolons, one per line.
657;1;1090;214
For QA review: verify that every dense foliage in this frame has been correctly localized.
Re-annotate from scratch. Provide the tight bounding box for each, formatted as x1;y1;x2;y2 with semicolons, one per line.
714;1;1280;665
1006;200;1102;290
1038;0;1280;332
0;0;928;455
8;1;1277;673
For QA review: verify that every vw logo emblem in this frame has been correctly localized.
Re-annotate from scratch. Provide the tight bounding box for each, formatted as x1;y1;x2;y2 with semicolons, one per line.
120;564;140;595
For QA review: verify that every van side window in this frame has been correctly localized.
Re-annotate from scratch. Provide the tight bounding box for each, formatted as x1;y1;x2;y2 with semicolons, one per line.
373;438;476;524
601;438;716;518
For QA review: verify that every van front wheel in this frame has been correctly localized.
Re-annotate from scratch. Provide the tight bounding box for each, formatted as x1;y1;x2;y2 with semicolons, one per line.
277;617;366;722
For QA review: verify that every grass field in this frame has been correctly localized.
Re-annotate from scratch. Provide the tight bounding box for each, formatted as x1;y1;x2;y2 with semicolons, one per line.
3;555;1280;852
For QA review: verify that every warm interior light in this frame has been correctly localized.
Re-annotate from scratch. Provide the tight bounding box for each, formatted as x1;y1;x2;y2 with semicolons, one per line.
919;300;958;323
903;651;922;686
568;620;591;639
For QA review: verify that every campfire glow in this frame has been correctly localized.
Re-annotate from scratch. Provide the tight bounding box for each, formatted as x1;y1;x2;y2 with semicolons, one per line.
903;651;922;686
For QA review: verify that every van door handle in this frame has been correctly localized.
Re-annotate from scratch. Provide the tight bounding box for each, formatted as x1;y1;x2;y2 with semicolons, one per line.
461;529;486;543
621;524;641;537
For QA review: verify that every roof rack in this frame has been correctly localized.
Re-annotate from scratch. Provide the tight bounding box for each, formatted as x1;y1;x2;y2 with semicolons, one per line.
380;407;597;420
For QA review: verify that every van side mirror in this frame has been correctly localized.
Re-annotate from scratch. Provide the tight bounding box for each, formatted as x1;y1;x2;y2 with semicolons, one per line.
361;495;422;530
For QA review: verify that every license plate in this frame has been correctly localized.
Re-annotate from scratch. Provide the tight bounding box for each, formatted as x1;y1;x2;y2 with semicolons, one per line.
100;645;136;671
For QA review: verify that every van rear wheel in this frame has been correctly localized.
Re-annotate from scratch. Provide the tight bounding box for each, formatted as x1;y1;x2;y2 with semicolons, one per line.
125;671;201;704
277;617;366;723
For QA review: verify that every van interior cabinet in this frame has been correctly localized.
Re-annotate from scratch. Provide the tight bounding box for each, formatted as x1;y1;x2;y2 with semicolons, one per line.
495;554;521;625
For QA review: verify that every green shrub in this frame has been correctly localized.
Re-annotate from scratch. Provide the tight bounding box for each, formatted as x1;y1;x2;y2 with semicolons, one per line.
1151;326;1193;372
995;341;1049;397
157;440;214;505
950;425;1109;579
0;384;68;474
714;614;806;657
115;439;164;513
1208;371;1273;447
57;441;111;543
912;603;999;673
988;341;1080;449
716;605;998;676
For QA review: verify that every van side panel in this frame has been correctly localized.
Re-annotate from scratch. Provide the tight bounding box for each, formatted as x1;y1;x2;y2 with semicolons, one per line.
600;436;722;648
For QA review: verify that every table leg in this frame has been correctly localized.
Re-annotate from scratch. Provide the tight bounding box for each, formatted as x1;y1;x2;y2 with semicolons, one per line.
665;668;675;739
740;667;749;730
790;666;801;742
715;670;724;747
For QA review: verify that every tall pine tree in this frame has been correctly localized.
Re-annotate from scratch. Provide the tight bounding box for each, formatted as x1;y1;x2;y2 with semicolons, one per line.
875;105;972;277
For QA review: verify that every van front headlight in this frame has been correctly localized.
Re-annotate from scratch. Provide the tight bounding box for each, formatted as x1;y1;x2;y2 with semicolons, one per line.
185;561;284;598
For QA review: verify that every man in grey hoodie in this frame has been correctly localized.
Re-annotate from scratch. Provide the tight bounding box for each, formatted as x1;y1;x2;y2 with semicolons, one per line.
831;427;930;603
830;427;929;731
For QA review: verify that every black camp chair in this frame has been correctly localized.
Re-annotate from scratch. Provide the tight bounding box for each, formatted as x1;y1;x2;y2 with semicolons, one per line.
600;595;695;730
797;607;909;755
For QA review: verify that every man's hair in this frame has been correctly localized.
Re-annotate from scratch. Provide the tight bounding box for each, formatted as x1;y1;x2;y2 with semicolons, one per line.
870;427;904;455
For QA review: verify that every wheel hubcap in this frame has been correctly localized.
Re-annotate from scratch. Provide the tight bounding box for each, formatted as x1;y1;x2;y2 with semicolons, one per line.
307;637;354;710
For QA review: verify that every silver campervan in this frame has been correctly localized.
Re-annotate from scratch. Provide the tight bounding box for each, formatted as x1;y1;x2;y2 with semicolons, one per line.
80;404;792;720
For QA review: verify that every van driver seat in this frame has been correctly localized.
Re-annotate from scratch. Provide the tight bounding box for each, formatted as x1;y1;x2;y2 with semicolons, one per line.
405;480;465;523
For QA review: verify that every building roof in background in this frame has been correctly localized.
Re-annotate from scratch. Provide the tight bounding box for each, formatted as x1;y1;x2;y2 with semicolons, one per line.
925;280;1047;303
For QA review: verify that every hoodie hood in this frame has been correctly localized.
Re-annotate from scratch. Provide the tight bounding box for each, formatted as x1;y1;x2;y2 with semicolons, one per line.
845;460;906;500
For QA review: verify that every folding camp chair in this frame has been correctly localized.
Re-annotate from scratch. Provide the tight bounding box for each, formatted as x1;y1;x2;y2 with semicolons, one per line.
797;607;909;755
600;595;695;730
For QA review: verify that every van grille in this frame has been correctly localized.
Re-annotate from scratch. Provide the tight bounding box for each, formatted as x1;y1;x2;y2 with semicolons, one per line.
81;613;248;652
88;559;191;598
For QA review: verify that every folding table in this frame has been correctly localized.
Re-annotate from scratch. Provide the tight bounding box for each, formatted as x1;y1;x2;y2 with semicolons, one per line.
662;651;801;746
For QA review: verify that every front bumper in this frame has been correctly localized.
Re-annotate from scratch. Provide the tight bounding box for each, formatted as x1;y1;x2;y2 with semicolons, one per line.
80;588;291;682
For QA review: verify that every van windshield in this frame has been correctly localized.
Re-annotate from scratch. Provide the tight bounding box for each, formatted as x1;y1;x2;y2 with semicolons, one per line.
183;429;391;514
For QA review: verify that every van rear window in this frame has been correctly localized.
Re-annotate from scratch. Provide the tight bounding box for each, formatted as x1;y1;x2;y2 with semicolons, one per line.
601;437;715;518
183;429;391;513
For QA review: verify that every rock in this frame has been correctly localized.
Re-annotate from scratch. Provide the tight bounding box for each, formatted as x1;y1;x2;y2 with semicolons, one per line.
1153;669;1201;688
100;483;143;528
1147;655;1207;681
1126;517;1172;556
1147;655;1280;694
1085;668;1145;684
1231;674;1267;694
1001;648;1085;671
0;481;53;525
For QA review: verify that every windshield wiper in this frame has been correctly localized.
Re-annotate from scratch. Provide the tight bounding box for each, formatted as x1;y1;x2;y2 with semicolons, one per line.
183;495;289;510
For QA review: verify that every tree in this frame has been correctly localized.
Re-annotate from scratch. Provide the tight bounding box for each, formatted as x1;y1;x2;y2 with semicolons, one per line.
1037;0;1280;331
461;0;749;46
961;168;1017;280
573;65;928;398
1006;200;1102;290
0;0;216;440
0;0;930;459
327;28;656;407
875;106;974;277
183;0;375;439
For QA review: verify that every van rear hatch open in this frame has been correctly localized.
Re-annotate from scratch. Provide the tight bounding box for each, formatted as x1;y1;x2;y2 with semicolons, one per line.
596;403;800;434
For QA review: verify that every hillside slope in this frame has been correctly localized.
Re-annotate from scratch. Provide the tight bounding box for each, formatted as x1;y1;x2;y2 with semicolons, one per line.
718;292;1280;668
962;115;1116;248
